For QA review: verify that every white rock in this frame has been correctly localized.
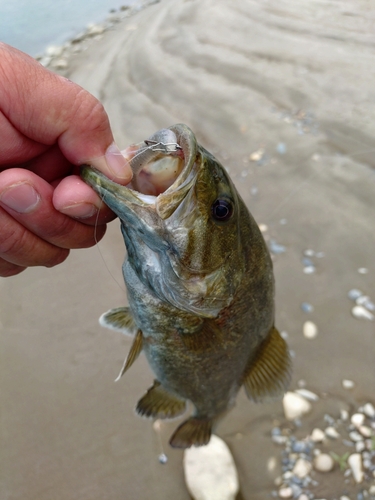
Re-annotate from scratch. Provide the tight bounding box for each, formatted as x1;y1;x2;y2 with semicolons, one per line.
340;497;351;500
298;495;309;500
183;435;239;500
283;392;312;420
340;409;349;421
313;453;335;472
278;486;293;498
351;413;365;427
363;402;375;418
358;425;372;438
292;458;312;478
355;441;365;453
342;379;355;389
358;267;368;274
325;426;340;439
352;305;374;321
310;428;325;442
347;453;364;483
45;45;63;57
369;485;375;495
52;58;68;69
303;321;318;339
303;266;316;274
295;389;319;401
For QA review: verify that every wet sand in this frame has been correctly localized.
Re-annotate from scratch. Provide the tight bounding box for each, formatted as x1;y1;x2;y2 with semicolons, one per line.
1;0;374;498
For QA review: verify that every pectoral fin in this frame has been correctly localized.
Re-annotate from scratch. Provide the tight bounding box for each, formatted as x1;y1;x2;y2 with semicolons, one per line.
136;380;187;419
99;307;137;336
169;417;213;449
243;326;292;402
115;329;143;382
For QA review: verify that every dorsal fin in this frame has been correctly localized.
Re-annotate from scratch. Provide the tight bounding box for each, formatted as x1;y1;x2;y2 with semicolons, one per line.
243;326;292;402
115;329;143;382
99;307;137;336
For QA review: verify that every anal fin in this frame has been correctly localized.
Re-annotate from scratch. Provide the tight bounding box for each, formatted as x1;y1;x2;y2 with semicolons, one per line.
243;326;292;402
169;417;212;449
99;307;137;336
115;329;143;382
136;380;186;419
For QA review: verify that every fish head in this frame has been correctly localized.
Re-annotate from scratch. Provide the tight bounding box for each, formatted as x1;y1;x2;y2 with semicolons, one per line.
81;124;247;318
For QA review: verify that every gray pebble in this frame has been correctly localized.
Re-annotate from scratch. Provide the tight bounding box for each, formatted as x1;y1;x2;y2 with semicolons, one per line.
270;240;286;255
158;453;168;464
301;302;314;313
348;289;363;300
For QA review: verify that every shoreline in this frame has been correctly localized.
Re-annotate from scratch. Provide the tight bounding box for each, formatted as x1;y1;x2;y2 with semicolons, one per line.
35;0;160;71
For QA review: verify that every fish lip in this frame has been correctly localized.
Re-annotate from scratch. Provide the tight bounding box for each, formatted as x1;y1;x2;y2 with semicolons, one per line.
80;124;199;213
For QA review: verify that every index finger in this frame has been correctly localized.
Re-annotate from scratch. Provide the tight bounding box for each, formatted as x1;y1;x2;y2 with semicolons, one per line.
0;43;132;183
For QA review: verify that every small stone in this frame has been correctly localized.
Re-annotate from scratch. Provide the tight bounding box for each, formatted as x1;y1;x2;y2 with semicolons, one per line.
298;495;309;500
340;409;349;421
349;431;363;442
278;486;293;498
158;453;168;464
347;453;364;483
183;435;239;500
280;331;289;340
251;186;258;196
258;223;268;232
279;218;287;225
355;441;365;453
351;413;365;427
342;379;355;389
52;58;68;69
273;435;288;445
363;403;375;418
303;266;316;274
276;142;287;154
352;305;374;321
249;149;264;162
301;302;314;313
358;425;372;438
356;295;375;311
369;485;375;495
45;45;63;57
310;428;325;442
348;289;363;300
292;458;312;478
304;249;315;257
313;453;335;472
270;240;286;255
295;389;319;401
358;267;368;274
283;392;312;420
325;427;340;439
303;321;318;339
340;496;351;500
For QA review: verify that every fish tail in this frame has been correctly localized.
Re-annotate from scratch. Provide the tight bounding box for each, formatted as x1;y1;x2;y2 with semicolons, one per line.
169;417;212;449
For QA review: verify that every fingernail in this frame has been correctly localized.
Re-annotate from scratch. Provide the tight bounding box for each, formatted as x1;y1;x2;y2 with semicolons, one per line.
59;202;97;219
105;142;133;181
0;183;40;213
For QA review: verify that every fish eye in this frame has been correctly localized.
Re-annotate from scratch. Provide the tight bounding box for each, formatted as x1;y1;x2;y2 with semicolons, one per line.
211;198;234;222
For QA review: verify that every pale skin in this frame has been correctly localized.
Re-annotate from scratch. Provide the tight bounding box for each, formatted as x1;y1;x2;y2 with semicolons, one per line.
0;43;133;277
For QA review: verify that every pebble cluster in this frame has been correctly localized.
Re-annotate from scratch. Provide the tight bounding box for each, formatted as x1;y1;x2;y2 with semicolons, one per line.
348;289;374;322
272;390;375;500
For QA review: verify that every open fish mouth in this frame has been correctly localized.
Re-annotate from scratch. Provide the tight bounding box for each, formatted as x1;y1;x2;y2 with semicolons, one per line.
80;124;200;220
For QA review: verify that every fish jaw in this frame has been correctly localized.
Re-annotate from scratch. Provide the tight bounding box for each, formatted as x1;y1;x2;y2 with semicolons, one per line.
80;165;168;254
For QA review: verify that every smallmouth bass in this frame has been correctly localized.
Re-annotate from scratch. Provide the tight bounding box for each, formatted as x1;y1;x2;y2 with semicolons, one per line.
81;124;291;449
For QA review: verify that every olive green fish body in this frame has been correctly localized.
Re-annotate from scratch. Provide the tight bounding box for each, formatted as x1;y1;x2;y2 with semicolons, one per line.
81;124;291;448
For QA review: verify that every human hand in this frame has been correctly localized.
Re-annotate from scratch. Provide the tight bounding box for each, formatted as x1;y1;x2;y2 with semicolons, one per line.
0;43;132;277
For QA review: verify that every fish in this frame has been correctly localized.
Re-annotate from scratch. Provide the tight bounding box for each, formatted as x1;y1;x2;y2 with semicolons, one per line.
80;124;291;449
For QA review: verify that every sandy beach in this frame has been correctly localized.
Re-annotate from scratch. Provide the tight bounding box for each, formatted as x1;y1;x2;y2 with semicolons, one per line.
1;0;375;498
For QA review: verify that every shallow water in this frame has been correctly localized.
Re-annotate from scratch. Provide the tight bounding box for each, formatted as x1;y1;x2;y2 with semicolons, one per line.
0;0;135;56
